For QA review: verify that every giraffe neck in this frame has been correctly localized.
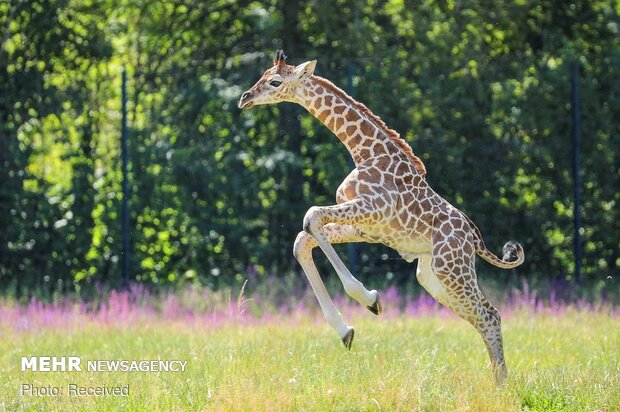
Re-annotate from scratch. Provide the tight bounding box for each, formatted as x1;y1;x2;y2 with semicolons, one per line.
295;75;426;175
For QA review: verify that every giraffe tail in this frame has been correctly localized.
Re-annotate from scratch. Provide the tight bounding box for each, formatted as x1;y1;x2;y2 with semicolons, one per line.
477;241;525;269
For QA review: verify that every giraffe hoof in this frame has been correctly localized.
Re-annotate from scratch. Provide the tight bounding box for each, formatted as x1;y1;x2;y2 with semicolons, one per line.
367;292;382;315
341;328;354;350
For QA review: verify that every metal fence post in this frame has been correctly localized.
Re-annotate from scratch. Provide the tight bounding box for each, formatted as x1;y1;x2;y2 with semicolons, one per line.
571;62;582;286
121;70;131;288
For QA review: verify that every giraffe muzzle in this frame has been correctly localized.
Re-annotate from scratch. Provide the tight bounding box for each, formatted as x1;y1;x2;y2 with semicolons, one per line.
238;91;255;109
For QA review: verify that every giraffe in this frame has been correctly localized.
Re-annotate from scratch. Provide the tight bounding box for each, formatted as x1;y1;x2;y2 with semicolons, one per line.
238;50;524;385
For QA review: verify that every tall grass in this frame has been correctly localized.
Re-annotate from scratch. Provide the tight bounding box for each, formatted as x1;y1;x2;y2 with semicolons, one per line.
1;278;617;332
1;283;618;411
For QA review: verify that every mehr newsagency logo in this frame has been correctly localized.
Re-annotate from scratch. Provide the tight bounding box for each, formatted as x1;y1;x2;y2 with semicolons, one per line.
20;356;188;397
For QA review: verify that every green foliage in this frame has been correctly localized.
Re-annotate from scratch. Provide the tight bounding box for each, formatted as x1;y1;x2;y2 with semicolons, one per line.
0;0;618;295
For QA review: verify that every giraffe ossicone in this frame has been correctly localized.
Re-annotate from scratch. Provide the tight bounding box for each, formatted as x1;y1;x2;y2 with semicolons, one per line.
239;50;524;386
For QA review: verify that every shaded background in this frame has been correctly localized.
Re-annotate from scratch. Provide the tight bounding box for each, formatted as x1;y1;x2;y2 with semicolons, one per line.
0;0;618;299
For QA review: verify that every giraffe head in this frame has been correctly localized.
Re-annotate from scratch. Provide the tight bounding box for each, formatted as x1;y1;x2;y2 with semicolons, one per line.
238;50;316;109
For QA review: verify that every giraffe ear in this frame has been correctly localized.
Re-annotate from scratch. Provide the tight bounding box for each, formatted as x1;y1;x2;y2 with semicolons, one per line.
293;60;316;80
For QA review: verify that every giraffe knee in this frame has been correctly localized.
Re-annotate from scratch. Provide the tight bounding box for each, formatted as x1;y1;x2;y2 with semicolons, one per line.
303;206;322;234
293;231;315;260
483;302;502;326
342;279;364;301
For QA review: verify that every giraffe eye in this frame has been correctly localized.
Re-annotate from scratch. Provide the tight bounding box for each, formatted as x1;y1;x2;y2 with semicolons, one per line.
269;80;282;87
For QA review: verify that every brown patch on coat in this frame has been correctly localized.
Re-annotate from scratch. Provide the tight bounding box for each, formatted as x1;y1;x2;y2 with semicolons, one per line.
317;110;328;123
360;120;374;135
345;109;360;122
347;134;362;147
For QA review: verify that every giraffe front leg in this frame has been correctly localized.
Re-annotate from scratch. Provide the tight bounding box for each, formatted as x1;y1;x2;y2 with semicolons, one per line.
293;227;354;348
302;201;382;315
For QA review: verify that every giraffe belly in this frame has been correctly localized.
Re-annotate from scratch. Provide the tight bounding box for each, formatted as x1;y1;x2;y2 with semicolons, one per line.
358;226;431;261
394;237;432;261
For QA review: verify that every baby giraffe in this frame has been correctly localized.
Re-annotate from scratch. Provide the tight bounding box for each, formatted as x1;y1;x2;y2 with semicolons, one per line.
238;50;524;385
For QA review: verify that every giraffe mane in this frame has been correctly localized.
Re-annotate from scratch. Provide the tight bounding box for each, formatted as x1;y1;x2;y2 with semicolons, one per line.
311;76;426;177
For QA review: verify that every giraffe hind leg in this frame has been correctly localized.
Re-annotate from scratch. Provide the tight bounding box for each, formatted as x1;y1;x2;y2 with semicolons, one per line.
417;253;508;386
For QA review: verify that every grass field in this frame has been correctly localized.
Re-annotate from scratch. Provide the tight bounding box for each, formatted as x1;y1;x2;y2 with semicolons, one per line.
1;287;618;411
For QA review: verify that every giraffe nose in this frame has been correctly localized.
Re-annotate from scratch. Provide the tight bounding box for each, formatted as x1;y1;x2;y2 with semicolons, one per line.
238;91;253;109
